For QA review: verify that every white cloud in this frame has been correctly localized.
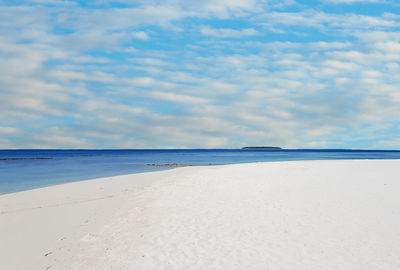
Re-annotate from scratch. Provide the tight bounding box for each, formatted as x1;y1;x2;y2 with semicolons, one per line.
201;27;259;38
0;127;21;136
326;0;385;4
374;41;400;53
377;138;400;147
323;60;360;71
304;141;329;148
308;41;351;50
149;91;209;104
259;10;399;31
132;31;150;40
1;0;400;148
307;126;336;137
24;0;75;4
30;133;94;149
356;31;400;42
126;77;154;87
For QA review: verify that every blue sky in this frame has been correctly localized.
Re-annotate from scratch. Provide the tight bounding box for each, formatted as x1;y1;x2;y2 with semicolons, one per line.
1;0;400;149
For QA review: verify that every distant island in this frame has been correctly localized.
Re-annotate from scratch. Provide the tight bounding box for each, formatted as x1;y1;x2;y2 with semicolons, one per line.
241;147;282;150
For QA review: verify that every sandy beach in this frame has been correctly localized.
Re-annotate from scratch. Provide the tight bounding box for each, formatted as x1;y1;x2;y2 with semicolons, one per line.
1;160;400;269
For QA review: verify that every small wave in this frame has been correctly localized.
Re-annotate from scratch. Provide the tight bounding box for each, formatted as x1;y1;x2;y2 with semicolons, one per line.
146;163;196;167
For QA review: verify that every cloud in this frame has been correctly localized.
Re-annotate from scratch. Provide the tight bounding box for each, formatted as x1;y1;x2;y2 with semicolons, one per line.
149;92;210;104
378;138;400;147
201;27;259;38
0;127;21;136
132;31;150;40
20;0;75;4
326;0;385;4
259;10;399;32
127;0;262;18
1;0;400;149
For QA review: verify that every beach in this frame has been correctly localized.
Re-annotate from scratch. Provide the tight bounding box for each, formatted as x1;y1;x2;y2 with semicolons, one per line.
1;160;400;269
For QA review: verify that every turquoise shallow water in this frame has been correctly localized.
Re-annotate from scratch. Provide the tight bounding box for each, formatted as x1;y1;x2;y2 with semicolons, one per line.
1;149;400;194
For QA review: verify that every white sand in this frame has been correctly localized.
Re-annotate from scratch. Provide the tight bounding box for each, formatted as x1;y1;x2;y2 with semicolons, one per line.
1;160;400;269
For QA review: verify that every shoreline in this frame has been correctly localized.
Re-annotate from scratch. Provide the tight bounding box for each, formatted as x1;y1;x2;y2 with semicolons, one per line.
2;158;397;196
1;160;400;269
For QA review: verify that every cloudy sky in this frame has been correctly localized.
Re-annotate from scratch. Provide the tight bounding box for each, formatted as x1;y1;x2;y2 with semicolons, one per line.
1;0;400;149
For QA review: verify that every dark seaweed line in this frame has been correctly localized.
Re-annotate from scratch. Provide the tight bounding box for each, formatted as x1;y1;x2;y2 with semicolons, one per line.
0;157;53;161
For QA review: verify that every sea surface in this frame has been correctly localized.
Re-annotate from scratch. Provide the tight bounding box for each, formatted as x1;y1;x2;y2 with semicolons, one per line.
1;149;400;194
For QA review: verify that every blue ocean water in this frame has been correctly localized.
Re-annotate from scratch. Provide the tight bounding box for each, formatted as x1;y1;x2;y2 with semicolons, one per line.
1;149;400;194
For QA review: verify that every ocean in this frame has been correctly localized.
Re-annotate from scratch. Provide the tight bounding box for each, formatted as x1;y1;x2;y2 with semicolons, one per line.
1;149;400;194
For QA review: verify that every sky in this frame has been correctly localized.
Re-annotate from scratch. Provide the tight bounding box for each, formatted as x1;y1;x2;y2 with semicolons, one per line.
1;0;400;149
